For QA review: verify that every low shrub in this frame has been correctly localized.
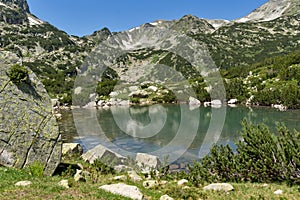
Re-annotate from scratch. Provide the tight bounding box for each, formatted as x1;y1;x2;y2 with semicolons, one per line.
187;120;300;186
7;64;29;85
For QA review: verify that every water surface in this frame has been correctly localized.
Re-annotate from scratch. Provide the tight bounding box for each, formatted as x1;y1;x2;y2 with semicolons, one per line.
58;105;300;165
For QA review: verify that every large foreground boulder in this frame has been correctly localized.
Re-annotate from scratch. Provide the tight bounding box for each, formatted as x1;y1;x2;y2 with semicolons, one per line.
0;57;61;176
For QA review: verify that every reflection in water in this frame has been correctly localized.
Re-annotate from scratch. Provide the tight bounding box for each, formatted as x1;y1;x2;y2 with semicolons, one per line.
58;105;300;164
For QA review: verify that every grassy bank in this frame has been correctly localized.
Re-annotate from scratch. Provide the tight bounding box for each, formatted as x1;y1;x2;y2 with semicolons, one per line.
0;166;299;200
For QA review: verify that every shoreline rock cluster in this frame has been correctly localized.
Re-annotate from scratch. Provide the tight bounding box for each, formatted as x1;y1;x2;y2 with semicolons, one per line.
61;142;235;199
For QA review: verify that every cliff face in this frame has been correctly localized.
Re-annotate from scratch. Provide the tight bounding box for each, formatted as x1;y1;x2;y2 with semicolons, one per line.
0;0;30;13
0;52;62;176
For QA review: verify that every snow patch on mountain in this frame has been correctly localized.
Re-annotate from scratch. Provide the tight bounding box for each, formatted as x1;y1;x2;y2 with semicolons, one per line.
27;14;43;26
206;19;230;29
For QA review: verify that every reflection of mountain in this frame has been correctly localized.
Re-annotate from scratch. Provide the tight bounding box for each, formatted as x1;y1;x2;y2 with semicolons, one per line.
60;105;300;161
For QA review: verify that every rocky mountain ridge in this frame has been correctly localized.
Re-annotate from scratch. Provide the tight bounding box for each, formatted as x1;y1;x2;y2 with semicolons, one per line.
0;0;299;106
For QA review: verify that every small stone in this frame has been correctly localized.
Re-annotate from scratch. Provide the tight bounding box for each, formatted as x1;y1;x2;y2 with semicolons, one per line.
189;96;201;105
262;183;268;187
169;164;179;171
143;180;159;188
58;180;69;189
62;143;83;156
274;189;283;195
114;165;133;173
148;86;158;92
177;179;188;186
203;183;234;192
74;169;85;182
113;175;127;181
99;183;143;200
15;181;32;187
160;180;168;185
160;194;174;200
128;170;143;182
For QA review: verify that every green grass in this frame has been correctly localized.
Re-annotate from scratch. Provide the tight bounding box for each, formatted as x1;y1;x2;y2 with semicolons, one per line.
0;166;299;200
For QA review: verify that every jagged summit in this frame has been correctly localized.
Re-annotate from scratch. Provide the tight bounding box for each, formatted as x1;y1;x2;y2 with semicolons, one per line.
0;0;30;13
235;0;300;23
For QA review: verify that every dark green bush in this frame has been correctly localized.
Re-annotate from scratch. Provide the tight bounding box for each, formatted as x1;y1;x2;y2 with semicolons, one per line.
7;64;29;85
187;120;300;185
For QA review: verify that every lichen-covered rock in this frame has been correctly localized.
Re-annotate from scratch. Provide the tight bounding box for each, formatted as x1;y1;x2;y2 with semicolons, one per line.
136;153;161;171
0;58;61;176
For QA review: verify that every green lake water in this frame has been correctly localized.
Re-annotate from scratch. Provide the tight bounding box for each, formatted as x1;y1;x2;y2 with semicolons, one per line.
58;105;300;165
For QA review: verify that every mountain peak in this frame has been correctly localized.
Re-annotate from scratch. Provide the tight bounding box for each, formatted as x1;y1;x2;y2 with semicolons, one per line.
235;0;299;23
0;0;30;13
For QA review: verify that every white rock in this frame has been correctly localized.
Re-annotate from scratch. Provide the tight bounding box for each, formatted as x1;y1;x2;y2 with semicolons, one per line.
148;86;158;92
272;104;287;111
189;97;201;105
211;100;222;105
54;113;62;119
274;189;283;195
160;194;174;200
203;183;234;192
102;104;110;109
89;93;97;101
83;101;97;108
177;179;188;186
99;183;143;200
74;87;82;95
15;181;32;187
136;153;161;171
51;99;60;107
81;144;127;165
74;169;85;182
129;90;149;98
118;100;130;106
58;180;69;188
113;175;127;181
129;86;139;92
128;170;143;182
109;91;119;97
62;143;83;156
228;99;238;104
114;165;133;173
204;102;211;107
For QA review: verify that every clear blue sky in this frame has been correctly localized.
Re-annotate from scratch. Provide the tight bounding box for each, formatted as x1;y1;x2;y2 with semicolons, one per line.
27;0;268;37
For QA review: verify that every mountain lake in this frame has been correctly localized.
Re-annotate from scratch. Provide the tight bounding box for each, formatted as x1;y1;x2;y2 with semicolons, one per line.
58;105;300;167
